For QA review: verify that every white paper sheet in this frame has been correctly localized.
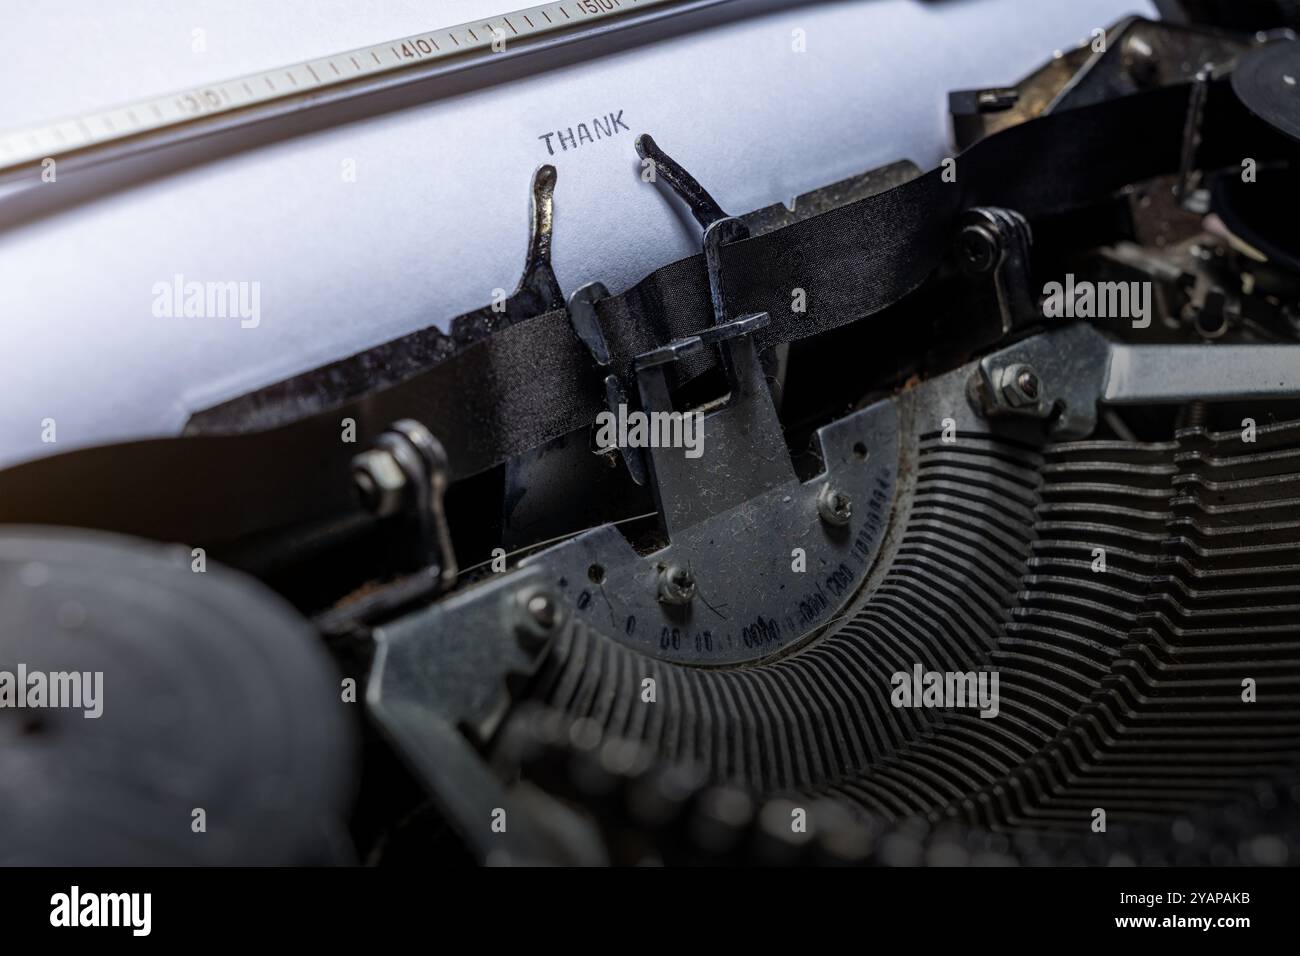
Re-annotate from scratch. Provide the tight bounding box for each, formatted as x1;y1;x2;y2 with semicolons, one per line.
0;0;1154;467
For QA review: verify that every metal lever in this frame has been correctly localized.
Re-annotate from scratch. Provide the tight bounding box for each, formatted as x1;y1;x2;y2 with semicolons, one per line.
568;280;649;486
636;133;777;393
351;419;458;584
636;133;751;328
634;132;730;229
975;323;1300;438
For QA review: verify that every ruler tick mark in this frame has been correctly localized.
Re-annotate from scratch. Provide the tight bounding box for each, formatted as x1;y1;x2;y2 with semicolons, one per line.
1;0;680;173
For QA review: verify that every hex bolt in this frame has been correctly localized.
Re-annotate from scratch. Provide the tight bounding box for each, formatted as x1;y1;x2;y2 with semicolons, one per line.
658;565;696;606
515;586;562;646
817;484;853;527
998;363;1043;409
351;449;407;517
1016;368;1041;401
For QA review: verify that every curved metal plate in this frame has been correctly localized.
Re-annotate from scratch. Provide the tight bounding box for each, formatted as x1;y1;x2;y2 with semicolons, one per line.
523;398;900;665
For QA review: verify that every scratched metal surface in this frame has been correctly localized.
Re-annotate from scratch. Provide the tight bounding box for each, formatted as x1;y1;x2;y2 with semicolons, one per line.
0;0;1153;467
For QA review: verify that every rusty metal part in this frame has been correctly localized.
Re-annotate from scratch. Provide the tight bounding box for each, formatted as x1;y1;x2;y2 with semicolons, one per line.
950;17;1256;149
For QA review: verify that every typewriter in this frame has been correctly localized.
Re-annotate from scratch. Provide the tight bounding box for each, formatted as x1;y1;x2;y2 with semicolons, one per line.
1;0;1299;868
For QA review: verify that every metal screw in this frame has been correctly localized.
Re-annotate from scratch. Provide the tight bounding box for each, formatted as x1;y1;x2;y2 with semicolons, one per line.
515;586;562;645
351;449;407;517
976;87;1020;113
1016;368;1041;400
817;484;853;527
658;565;696;606
1123;34;1159;88
999;363;1043;409
958;223;1000;275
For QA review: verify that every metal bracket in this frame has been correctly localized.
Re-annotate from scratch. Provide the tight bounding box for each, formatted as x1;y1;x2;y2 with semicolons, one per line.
974;323;1300;437
366;568;585;864
956;207;1036;336
352;419;458;582
632;311;782;539
631;134;791;538
563;136;762;490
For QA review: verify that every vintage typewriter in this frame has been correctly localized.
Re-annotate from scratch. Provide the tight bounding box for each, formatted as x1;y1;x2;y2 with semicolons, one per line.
1;0;1298;867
